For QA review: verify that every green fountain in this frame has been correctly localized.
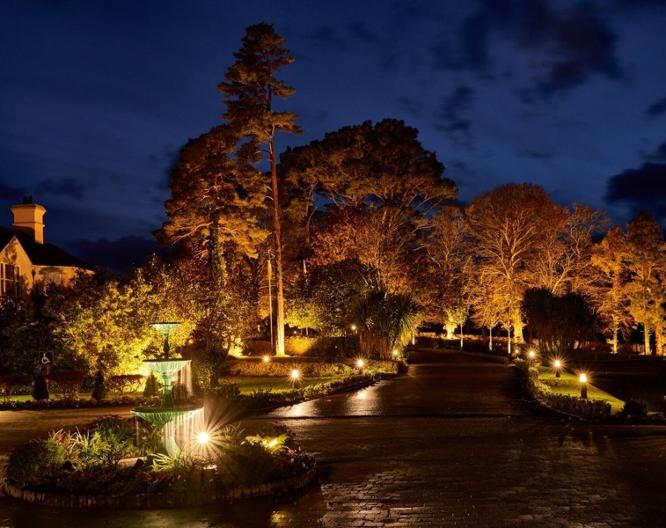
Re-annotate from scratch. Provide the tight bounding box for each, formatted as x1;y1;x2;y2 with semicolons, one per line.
132;322;204;456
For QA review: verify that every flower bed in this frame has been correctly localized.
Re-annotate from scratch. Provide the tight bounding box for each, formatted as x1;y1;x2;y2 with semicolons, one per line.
0;394;160;411
4;418;316;509
220;357;400;378
210;373;382;411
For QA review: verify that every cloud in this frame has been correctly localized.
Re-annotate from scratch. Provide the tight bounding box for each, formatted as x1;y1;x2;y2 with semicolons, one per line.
38;177;85;199
0;176;26;201
642;140;666;162
517;149;554;159
348;22;379;44
433;0;621;95
646;97;666;117
67;235;162;271
397;95;424;118
605;163;666;222
434;85;474;147
307;25;347;50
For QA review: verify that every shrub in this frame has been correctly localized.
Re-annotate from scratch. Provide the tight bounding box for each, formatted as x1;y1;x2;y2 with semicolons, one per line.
143;372;159;397
621;400;648;418
285;336;318;356
220;358;354;378
6;437;66;486
91;371;107;401
0;374;32;399
108;374;144;394
48;370;86;399
32;374;49;401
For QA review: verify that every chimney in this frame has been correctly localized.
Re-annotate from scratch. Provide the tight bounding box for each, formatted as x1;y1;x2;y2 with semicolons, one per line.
11;196;46;244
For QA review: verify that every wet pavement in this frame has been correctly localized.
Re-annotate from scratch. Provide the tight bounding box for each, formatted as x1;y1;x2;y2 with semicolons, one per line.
2;350;666;527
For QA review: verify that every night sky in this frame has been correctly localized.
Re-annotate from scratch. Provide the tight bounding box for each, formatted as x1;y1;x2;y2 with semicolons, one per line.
2;0;666;270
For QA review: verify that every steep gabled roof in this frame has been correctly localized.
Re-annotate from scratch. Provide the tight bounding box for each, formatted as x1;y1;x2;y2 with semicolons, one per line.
0;226;91;270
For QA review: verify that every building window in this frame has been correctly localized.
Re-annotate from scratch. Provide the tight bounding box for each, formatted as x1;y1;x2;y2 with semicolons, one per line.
0;263;19;296
44;271;62;288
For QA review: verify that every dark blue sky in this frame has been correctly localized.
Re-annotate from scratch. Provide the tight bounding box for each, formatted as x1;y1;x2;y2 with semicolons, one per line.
2;0;665;269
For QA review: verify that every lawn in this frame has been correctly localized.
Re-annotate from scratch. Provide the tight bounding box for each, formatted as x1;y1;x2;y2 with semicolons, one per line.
537;366;625;414
219;376;341;394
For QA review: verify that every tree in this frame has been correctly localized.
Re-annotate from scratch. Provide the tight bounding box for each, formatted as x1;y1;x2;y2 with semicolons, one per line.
281;119;456;300
623;214;666;355
530;204;608;296
591;226;631;353
428;207;472;347
522;288;596;358
219;23;301;356
465;184;565;344
157;125;267;282
46;268;195;375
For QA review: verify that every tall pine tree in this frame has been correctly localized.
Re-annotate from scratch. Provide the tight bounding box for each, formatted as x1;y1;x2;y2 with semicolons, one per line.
219;23;300;356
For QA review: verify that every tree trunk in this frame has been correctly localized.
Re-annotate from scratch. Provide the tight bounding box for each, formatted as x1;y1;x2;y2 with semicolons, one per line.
489;326;493;351
512;310;524;344
611;318;618;354
507;327;512;356
656;322;664;356
459;322;463;350
644;322;652;356
269;136;286;356
209;213;226;284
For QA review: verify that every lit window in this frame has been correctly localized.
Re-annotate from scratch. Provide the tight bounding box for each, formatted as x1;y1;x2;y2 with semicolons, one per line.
0;264;19;296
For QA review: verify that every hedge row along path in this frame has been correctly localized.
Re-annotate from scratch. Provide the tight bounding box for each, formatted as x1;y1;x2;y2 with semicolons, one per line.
3;349;666;527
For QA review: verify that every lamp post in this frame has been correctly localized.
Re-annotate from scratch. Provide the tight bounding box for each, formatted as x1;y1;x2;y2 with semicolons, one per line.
579;372;588;399
552;358;562;378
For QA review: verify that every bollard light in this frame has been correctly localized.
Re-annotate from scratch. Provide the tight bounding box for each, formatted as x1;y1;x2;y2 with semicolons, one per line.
579;372;588;399
356;358;365;369
262;354;271;363
527;349;536;360
552;358;562;378
392;349;399;358
290;368;301;381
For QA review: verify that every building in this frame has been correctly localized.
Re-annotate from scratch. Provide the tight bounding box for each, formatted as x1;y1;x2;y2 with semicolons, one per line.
0;197;91;296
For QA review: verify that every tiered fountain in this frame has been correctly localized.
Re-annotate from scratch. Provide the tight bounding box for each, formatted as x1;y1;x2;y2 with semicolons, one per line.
132;322;204;456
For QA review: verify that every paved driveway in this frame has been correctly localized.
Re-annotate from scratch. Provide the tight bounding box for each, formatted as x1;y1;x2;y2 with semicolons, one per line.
2;350;666;527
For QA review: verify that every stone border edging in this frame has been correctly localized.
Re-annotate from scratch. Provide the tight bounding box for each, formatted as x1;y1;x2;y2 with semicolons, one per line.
3;463;317;509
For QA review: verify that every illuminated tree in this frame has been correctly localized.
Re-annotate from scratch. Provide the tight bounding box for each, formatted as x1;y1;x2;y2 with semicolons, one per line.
428;207;472;346
46;265;197;375
219;23;301;356
531;204;608;296
465;184;564;344
281;119;456;298
623;214;666;355
158;125;267;281
590;226;632;353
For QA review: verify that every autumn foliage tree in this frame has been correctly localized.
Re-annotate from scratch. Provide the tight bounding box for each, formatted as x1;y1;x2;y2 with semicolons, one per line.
158;125;267;281
465;184;565;344
281;119;456;297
